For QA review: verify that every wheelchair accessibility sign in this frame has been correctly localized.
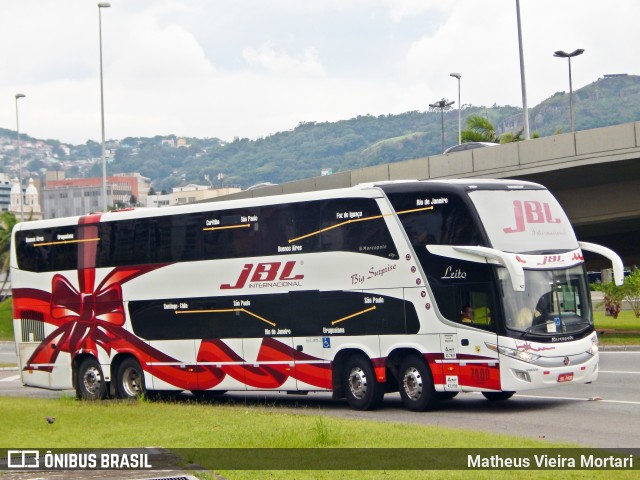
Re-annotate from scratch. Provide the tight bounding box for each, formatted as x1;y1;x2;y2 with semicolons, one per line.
322;337;331;348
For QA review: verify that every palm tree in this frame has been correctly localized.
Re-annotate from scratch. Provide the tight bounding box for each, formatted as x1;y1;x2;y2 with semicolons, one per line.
499;127;525;143
461;114;528;144
0;211;18;298
461;115;499;143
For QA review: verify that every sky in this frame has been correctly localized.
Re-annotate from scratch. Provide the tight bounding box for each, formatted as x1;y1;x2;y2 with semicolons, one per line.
1;0;638;145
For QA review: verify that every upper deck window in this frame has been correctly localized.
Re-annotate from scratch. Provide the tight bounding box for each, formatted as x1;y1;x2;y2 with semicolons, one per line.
386;191;483;247
15;196;398;272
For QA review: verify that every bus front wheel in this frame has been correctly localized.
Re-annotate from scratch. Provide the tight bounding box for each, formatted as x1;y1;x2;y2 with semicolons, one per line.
116;358;146;399
76;357;107;401
398;354;437;411
343;355;384;411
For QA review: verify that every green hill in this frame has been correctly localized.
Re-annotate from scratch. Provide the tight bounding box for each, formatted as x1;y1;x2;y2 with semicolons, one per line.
2;74;640;192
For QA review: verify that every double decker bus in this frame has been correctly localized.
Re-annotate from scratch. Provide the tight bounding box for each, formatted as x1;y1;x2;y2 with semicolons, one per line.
10;179;623;411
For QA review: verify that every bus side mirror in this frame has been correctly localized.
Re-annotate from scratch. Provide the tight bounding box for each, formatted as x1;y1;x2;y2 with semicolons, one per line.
578;242;624;286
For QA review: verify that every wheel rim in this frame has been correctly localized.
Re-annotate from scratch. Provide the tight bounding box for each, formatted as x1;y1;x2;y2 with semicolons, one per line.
121;366;142;397
83;366;103;395
402;366;423;401
348;366;368;400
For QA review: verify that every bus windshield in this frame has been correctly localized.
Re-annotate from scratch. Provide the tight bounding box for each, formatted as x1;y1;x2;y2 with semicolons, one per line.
499;265;592;336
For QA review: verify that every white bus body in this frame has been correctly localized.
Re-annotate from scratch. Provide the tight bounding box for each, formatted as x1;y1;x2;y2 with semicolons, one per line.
10;179;623;410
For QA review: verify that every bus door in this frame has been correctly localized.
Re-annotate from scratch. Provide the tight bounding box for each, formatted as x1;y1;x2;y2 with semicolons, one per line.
289;291;333;391
454;293;501;392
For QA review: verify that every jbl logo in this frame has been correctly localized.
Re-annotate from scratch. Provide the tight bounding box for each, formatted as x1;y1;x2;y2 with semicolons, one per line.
221;261;304;289
503;200;561;234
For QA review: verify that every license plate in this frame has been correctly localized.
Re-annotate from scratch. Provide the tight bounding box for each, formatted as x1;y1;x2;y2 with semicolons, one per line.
557;373;574;382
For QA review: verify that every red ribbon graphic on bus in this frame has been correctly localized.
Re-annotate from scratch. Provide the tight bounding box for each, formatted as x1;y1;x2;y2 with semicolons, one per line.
13;264;162;372
14;273;332;390
13;212;332;391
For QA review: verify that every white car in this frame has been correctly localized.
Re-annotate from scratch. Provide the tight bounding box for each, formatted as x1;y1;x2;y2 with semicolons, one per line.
443;142;499;154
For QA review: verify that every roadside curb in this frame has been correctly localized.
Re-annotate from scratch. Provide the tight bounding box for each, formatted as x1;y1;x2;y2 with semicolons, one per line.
599;345;640;351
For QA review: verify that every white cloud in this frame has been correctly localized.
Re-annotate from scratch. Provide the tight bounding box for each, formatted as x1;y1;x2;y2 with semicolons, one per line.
242;44;325;77
386;0;451;22
0;0;639;145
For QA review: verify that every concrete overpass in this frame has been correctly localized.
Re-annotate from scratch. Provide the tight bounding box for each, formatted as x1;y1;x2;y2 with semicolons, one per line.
220;122;640;268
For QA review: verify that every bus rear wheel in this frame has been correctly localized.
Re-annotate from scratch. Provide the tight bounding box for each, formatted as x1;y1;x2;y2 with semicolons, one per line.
398;354;437;411
482;391;515;401
116;358;146;399
76;357;107;401
343;355;384;411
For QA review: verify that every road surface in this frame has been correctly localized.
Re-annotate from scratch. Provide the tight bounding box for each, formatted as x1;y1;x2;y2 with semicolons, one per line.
1;344;638;448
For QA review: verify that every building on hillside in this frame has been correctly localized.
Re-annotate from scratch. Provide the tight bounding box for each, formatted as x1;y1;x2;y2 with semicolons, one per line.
171;184;241;206
45;172;151;207
146;184;242;207
146;193;172;208
43;183;114;219
9;177;43;221
0;173;12;211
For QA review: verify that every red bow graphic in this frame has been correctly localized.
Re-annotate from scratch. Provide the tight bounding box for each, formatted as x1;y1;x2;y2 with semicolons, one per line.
15;266;164;373
49;273;125;358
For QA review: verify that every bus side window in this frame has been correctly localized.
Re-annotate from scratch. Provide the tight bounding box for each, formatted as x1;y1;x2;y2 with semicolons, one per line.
173;213;203;262
320;198;397;258
102;221;135;267
202;208;261;260
16;234;48;272
49;227;79;271
457;289;495;330
132;219;153;265
258;202;321;255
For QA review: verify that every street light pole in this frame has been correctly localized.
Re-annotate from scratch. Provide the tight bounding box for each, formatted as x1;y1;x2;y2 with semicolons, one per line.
515;0;530;140
429;98;455;153
15;93;26;222
554;49;585;132
98;2;111;212
450;73;462;144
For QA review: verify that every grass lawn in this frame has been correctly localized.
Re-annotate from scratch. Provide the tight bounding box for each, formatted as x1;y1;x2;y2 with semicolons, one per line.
593;310;640;345
0;396;636;480
0;297;13;340
593;310;640;331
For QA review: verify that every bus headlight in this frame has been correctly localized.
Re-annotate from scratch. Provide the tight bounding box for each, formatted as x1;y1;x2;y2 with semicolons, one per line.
587;342;598;356
485;343;541;364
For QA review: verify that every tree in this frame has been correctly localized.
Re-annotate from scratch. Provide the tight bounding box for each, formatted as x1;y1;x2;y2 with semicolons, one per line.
0;212;18;298
593;269;640;319
461;115;499;143
593;280;624;318
622;268;640;318
499;127;524;143
461;115;525;144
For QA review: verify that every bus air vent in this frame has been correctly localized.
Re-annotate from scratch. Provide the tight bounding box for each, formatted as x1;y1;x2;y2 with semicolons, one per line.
20;311;45;343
